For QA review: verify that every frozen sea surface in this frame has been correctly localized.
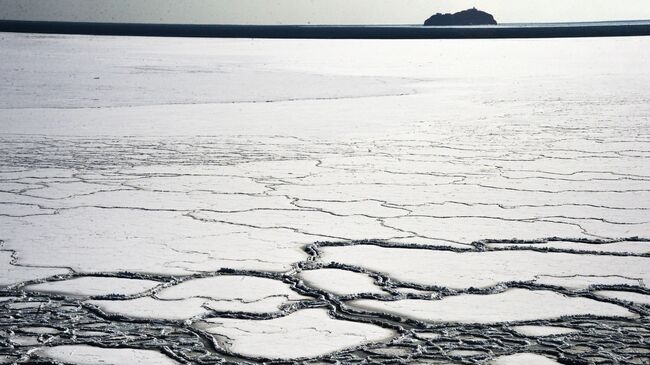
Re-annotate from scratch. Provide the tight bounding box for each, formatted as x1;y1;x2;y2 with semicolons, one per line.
0;32;649;364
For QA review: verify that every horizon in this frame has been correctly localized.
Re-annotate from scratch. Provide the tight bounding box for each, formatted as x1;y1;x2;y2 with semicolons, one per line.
4;18;650;27
2;0;650;25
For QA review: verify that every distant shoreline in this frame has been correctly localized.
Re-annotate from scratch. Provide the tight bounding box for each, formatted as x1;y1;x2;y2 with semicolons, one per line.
1;20;650;39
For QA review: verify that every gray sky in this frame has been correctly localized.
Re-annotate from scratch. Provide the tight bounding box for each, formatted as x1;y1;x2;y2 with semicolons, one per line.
2;0;650;24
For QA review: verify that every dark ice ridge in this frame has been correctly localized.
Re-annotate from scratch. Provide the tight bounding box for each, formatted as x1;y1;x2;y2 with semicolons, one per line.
1;237;649;364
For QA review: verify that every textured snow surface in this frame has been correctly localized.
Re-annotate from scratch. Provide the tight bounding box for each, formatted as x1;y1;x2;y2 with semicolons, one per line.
1;33;649;363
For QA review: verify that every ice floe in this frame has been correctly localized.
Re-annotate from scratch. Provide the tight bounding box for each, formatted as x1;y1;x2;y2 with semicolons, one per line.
299;268;386;296
196;308;395;359
0;251;70;288
350;289;634;324
156;275;307;313
35;345;180;365
491;353;561;365
25;276;160;297
319;244;650;289
88;275;307;320
511;325;579;337
594;290;650;305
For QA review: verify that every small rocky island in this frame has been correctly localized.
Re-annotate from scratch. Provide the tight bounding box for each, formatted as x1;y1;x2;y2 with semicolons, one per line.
424;8;497;26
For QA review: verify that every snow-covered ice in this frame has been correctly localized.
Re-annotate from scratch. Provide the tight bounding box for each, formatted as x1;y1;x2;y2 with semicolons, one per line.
0;32;649;363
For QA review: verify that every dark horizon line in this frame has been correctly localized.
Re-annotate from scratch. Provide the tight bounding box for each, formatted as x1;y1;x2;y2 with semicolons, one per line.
2;19;650;39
